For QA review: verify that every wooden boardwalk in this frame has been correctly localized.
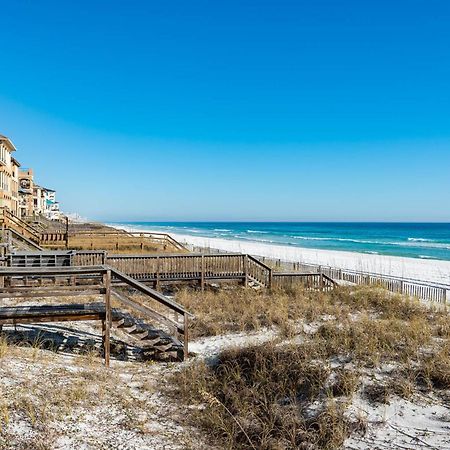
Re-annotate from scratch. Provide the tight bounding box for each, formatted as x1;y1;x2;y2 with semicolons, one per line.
4;251;336;291
5;250;448;302
0;208;187;253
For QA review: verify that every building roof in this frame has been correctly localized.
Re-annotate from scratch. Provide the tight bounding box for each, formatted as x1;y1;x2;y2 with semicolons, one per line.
0;134;17;152
11;156;21;167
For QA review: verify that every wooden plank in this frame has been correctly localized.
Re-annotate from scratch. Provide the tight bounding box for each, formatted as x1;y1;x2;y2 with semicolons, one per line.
0;290;104;299
0;265;107;276
0;314;104;325
0;284;103;292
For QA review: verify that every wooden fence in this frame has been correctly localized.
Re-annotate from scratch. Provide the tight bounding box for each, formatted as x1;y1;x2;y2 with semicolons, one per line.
189;246;449;304
288;261;449;304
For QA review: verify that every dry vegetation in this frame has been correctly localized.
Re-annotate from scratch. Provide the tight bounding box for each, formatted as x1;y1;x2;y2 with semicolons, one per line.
0;285;448;449
0;332;204;450
170;286;450;449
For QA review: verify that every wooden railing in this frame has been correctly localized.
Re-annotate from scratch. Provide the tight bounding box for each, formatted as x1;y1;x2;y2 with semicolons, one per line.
100;253;333;292
40;232;68;245
272;272;336;291
6;250;107;268
0;265;191;363
39;230;187;252
5;250;447;303
106;253;247;289
0;208;41;244
247;255;273;287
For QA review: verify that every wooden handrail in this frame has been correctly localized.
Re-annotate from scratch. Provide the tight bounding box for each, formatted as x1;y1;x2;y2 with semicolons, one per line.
6;228;43;250
1;208;41;235
108;266;191;316
247;254;273;272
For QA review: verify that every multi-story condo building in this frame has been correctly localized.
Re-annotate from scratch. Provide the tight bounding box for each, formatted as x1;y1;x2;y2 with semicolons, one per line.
19;168;35;218
43;188;61;220
33;185;46;216
1;133;64;221
0;134;17;213
11;157;20;216
32;185;60;220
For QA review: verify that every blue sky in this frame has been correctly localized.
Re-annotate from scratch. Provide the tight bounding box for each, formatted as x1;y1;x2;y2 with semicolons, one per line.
0;0;449;221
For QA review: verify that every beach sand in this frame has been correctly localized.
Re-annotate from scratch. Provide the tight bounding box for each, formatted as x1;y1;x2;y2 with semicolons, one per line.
113;225;450;285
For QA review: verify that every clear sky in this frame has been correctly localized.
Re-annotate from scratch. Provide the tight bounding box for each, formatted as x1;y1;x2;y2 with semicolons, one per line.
1;0;449;221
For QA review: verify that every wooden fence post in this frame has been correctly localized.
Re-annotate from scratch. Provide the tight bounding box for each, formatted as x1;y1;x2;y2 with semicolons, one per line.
103;269;112;367
65;217;69;249
243;255;249;287
200;255;205;291
156;256;160;290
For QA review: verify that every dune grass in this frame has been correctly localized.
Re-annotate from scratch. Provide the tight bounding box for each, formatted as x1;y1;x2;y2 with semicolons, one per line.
170;286;449;449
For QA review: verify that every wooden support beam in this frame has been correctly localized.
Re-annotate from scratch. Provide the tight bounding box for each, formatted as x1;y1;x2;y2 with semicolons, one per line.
183;313;188;361
104;269;112;367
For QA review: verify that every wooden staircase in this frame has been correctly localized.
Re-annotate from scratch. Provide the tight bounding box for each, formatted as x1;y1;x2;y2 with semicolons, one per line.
0;265;191;365
0;208;43;251
0;303;182;361
112;309;183;361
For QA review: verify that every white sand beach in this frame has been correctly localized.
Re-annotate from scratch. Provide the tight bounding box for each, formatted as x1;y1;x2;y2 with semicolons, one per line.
113;225;450;286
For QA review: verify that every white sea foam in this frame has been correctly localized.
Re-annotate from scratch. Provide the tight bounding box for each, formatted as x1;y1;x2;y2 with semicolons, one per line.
293;235;450;249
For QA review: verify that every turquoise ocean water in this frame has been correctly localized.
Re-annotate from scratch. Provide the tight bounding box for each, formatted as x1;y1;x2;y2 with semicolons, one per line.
112;222;450;261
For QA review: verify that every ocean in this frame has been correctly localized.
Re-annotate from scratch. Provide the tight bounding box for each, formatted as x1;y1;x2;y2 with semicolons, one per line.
111;222;450;261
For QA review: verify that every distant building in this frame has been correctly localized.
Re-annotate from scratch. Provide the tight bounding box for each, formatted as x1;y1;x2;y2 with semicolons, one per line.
33;184;46;216
19;168;34;218
0;134;17;213
1;133;65;221
42;188;61;220
11;157;21;216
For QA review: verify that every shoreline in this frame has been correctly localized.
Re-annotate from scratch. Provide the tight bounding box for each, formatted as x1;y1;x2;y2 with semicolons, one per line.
109;223;450;285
